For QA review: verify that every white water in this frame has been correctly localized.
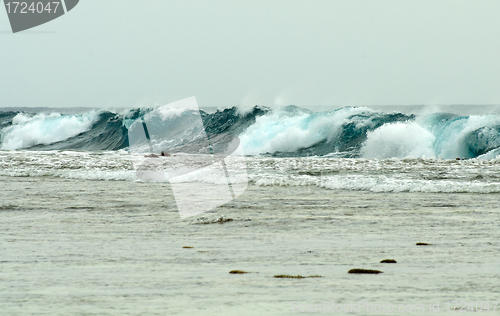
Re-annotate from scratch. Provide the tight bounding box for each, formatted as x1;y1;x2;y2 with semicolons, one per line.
0;112;100;150
2;106;500;159
361;122;436;159
240;107;371;155
2;151;500;194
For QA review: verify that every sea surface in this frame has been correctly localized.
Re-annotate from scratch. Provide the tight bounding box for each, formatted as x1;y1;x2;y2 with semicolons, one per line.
1;105;499;315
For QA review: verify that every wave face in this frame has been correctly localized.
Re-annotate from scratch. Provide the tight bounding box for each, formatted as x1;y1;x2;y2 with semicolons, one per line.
1;105;500;159
1;112;99;150
240;106;414;157
0;111;131;151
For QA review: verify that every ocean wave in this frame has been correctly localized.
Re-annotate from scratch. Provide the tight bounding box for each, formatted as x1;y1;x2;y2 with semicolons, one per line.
1;112;99;150
1;105;500;159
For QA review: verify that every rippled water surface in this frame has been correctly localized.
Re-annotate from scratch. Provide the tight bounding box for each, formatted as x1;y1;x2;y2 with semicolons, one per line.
1;152;499;315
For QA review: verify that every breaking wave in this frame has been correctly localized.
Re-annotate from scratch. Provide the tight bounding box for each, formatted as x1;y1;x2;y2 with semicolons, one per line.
1;105;500;159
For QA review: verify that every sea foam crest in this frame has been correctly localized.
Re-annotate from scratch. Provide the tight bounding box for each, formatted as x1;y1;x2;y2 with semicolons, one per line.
1;105;500;159
0;112;100;150
361;114;500;159
361;122;436;159
239;106;371;155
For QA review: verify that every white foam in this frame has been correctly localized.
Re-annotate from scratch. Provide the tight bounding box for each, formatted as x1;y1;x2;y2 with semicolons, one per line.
152;96;198;121
248;169;500;194
320;175;500;193
436;115;500;158
240;107;370;155
1;150;500;194
0;112;100;150
361;122;436;159
244;156;500;193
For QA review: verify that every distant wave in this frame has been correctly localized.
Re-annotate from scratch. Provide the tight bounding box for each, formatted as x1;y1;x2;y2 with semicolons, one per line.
1;105;500;159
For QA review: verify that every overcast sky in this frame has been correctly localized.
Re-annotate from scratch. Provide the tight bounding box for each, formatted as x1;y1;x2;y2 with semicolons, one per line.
1;0;499;109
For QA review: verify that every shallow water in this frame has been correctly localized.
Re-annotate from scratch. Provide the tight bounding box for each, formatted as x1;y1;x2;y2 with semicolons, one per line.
1;152;499;315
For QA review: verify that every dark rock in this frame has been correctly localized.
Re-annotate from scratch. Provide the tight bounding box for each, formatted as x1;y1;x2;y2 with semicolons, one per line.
274;275;323;279
230;270;249;274
348;269;383;274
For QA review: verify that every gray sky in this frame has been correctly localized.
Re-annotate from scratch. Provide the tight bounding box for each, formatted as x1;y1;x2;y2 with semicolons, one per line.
1;0;500;109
